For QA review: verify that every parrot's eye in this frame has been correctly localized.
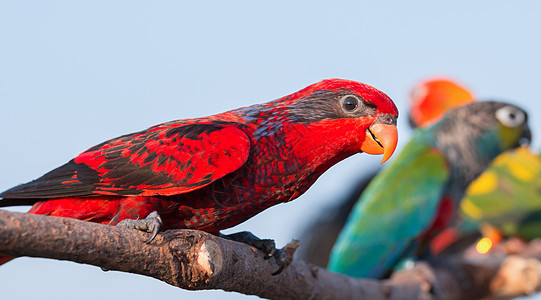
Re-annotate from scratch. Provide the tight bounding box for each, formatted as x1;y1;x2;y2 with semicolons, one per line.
495;105;525;127
341;95;360;112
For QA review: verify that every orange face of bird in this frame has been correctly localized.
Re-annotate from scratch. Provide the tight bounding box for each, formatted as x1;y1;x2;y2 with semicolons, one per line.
410;78;474;128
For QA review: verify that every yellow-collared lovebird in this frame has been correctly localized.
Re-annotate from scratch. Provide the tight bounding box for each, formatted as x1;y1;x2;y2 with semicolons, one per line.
408;78;541;253
328;101;531;278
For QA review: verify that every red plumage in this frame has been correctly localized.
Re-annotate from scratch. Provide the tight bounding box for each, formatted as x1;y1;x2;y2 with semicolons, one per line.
1;79;398;239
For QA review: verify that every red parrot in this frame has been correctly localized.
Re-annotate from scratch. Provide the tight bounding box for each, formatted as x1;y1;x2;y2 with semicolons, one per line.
408;78;474;128
0;79;399;271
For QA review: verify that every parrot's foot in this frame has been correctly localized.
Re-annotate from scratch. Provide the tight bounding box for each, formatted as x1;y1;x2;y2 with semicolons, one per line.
117;211;163;244
221;231;287;275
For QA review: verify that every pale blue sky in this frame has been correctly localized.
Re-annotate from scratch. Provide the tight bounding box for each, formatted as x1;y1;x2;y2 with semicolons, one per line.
1;1;541;299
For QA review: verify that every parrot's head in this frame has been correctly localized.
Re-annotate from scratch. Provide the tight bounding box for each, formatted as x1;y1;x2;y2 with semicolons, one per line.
409;78;474;129
284;79;399;163
435;101;531;182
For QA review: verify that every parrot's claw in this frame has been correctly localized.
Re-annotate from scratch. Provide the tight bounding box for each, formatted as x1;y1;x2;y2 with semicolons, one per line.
117;211;163;244
265;248;287;275
221;231;287;275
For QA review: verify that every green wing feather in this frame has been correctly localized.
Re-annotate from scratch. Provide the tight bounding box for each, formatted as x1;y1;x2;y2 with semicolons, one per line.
328;132;450;278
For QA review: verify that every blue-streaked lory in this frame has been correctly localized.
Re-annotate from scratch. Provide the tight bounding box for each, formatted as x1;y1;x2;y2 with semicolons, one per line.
0;79;400;267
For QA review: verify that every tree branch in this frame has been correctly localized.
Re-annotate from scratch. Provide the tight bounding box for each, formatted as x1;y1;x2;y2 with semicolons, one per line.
1;209;540;299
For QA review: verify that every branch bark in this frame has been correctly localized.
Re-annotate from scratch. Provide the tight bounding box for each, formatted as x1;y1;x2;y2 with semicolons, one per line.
1;209;540;299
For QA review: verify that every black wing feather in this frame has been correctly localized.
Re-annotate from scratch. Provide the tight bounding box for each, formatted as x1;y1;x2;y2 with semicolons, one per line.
0;161;96;199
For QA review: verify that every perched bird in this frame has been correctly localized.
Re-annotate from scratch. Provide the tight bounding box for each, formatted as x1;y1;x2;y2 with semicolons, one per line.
0;79;399;271
407;78;541;254
328;101;531;279
408;78;474;128
456;147;541;243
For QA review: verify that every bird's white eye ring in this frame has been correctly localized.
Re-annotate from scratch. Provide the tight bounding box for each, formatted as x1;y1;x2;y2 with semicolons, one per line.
495;105;525;127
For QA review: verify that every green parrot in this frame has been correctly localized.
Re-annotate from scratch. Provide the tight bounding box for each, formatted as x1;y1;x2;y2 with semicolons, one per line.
407;78;541;253
463;147;541;239
327;101;531;279
433;147;541;253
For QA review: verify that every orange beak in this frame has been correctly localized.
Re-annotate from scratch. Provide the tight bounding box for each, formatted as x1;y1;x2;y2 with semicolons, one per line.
360;123;398;163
